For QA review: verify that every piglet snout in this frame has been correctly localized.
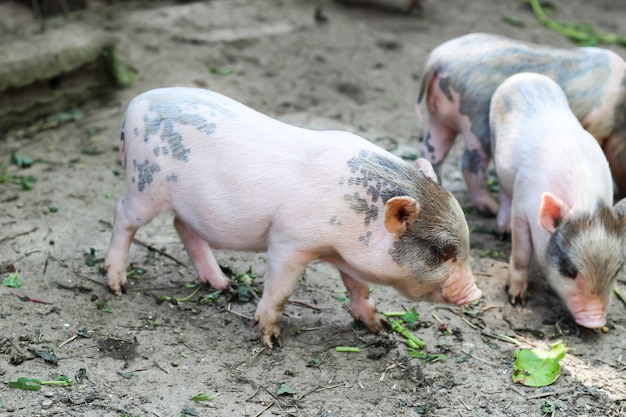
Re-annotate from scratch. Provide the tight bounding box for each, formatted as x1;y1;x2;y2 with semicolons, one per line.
434;268;482;305
569;300;607;329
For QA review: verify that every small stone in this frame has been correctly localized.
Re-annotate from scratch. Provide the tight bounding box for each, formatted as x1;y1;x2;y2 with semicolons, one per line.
437;388;448;396
43;391;54;398
41;399;53;409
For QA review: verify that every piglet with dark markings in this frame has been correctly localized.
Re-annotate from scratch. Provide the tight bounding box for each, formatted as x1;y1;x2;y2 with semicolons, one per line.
104;87;482;348
490;73;625;328
417;33;626;216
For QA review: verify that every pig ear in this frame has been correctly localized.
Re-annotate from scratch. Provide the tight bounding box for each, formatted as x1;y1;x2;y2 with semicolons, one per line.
385;196;420;234
415;158;438;182
539;193;570;234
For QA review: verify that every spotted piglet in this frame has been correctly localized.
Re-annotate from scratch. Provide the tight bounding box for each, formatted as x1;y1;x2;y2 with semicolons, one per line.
490;73;625;328
417;33;626;216
104;87;482;348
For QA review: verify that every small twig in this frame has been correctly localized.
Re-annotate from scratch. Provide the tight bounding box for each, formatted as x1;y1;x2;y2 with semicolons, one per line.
253;402;274;417
457;347;499;366
0;227;39;244
431;312;444;324
300;382;346;401
58;335;78;348
11;291;53;304
226;303;254;321
527;391;559;399
286;300;322;311
236;347;267;372
457;396;472;411
459;315;478;329
99;219;188;268
482;332;521;346
509;385;526;397
73;271;107;287
479;305;501;313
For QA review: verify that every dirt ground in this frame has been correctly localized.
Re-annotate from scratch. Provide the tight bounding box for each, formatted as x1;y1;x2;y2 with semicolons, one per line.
1;0;626;416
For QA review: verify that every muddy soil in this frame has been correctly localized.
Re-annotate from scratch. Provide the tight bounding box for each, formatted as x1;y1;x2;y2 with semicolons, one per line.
1;0;626;416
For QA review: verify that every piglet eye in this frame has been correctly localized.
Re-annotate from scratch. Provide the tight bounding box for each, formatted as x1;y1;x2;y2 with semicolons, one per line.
558;255;577;279
430;245;456;262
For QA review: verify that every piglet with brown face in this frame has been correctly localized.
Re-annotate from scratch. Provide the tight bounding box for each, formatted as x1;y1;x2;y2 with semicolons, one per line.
417;33;626;217
490;72;625;328
104;87;482;348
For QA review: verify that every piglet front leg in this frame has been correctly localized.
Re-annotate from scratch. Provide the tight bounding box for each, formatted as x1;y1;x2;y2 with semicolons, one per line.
254;246;317;349
340;272;389;333
508;216;533;304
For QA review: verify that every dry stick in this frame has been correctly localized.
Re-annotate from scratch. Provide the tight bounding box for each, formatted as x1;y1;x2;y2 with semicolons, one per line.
300;382;346;401
98;220;188;268
287;300;322;311
527;391;560;400
0;226;39;244
11;291;53;304
253;402;274;417
482;332;521;346
457;347;499;366
457;396;472;411
509;385;526;398
73;271;107;287
227;303;254;321
58;335;78;348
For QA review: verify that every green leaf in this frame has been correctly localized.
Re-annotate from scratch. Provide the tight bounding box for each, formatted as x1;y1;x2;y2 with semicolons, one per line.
401;307;419;328
8;377;42;391
181;405;199;416
208;66;234;75
200;290;221;304
75;368;88;383
84;248;104;267
276;382;296;396
41;375;72;387
306;356;322;367
190;392;220;403
512;341;567;387
429;353;448;363
408;348;428;359
11;154;34;168
2;270;22;288
541;399;556;413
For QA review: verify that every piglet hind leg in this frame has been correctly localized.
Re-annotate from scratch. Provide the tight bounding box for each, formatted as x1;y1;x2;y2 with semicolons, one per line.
105;197;159;295
496;191;513;238
340;272;389;333
507;216;533;305
254;246;316;349
173;217;229;290
461;145;498;217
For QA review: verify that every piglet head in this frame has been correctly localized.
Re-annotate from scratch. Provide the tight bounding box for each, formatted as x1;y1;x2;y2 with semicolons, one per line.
383;167;482;306
541;193;625;328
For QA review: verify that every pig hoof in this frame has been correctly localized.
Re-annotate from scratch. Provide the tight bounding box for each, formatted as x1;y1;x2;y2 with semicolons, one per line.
259;334;283;349
355;313;389;334
476;205;498;218
507;291;527;306
109;284;125;296
497;231;511;242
